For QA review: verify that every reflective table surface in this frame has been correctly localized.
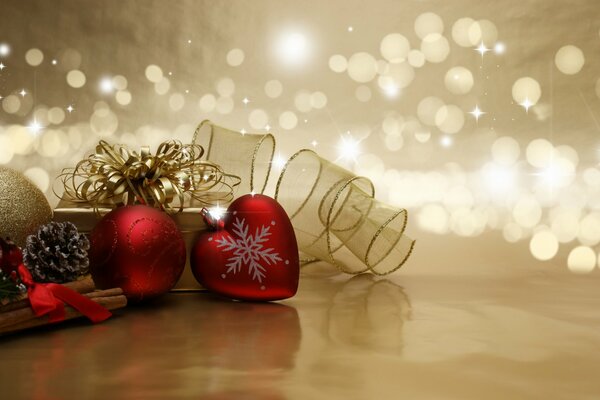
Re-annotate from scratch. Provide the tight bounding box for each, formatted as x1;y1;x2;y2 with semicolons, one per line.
1;232;600;399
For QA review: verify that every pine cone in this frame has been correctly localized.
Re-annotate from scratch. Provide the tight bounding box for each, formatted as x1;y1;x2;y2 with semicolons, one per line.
23;221;90;283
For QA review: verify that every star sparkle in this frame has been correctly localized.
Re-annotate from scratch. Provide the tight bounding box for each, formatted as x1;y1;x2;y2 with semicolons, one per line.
242;97;250;105
475;42;491;57
337;134;361;162
273;153;287;169
19;89;26;97
28;119;43;135
520;98;533;113
66;105;74;113
0;63;5;71
469;105;485;121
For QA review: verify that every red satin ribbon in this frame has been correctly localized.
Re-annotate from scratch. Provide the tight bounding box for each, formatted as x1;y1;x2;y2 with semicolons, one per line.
18;264;112;324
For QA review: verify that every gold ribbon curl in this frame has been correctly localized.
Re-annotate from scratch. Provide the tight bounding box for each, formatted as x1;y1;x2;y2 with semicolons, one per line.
58;140;240;213
193;120;415;275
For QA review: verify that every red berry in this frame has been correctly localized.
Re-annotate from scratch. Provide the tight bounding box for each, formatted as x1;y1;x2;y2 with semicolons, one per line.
0;237;23;275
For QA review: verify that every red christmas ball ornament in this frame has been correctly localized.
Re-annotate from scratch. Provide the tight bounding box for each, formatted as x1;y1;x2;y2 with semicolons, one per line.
191;194;300;301
89;205;186;301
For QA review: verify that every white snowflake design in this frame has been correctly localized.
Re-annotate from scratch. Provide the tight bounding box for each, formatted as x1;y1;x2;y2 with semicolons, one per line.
214;217;283;284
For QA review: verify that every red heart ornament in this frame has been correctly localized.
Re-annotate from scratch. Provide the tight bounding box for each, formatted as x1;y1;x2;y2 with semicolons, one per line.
191;194;300;301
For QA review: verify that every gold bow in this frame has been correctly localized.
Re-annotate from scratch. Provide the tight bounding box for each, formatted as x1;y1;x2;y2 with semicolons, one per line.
58;140;239;213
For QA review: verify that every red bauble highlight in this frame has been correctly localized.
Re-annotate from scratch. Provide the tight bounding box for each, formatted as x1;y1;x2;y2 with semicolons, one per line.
191;194;300;301
89;205;186;301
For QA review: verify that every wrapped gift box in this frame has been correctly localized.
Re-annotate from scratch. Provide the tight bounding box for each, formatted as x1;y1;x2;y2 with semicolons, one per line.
52;199;218;291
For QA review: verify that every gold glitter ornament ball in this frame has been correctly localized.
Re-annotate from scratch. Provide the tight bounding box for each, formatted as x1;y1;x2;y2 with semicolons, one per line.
0;167;53;247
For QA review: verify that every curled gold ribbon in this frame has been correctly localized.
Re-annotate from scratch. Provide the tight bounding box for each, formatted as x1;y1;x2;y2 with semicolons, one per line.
193;121;415;275
58;140;240;213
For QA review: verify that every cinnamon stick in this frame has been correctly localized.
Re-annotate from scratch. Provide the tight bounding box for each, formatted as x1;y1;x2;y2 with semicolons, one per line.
0;276;96;313
0;288;124;329
84;287;123;299
63;275;96;293
0;295;127;335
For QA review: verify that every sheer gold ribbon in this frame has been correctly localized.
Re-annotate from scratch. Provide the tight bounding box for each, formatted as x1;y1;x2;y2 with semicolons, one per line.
58;140;240;213
193;121;415;275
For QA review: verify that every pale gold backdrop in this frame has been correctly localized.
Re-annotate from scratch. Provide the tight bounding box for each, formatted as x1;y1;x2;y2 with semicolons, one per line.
1;0;600;273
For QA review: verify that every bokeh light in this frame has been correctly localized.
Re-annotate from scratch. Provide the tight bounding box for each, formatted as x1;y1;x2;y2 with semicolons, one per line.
279;111;298;130
2;95;21;114
491;136;520;166
249;109;269;129
99;77;114;93
444;66;474;94
421;34;450;63
418;96;445;126
154;77;170;95
145;64;163;82
512;77;541;105
265;80;283;98
216;78;235;97
226;48;245;67
567;246;596;273
329;54;348;72
66;70;86;88
468;19;498;45
276;31;310;66
24;167;50;192
435;105;464;134
555;45;585;75
452;17;476;47
199;94;216;113
529;230;559;261
0;43;11;57
215;96;234;114
380;33;410;63
347;52;378;83
414;12;444;40
169;93;185;111
25;48;44;66
115;90;132;106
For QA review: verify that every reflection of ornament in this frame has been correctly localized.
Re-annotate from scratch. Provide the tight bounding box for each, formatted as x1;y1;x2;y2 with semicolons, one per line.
202;301;300;370
23;222;90;283
327;275;411;353
191;194;299;301
0;167;53;247
89;205;186;301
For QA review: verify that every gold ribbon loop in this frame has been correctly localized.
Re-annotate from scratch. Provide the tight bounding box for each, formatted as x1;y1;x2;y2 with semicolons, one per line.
58;139;240;213
195;121;415;275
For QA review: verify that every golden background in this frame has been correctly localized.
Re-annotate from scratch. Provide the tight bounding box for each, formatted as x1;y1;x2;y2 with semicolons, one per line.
2;0;600;272
1;1;600;398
